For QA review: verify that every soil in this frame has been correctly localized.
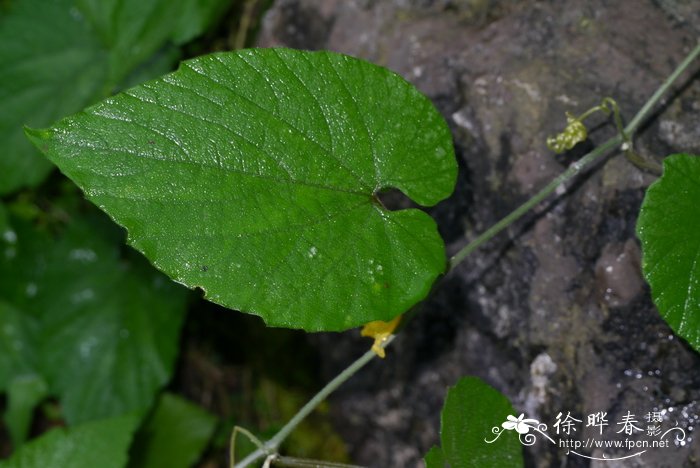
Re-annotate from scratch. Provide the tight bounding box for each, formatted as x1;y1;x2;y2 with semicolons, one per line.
253;1;700;466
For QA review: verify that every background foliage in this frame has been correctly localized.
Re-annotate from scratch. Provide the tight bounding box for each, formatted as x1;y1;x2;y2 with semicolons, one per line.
0;0;295;465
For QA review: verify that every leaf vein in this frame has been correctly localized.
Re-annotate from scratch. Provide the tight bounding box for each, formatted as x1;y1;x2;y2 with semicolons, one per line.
181;59;371;190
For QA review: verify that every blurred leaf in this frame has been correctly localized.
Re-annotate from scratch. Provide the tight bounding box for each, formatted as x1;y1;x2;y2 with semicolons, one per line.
0;301;37;390
0;0;107;194
0;0;229;195
117;45;182;93
172;0;233;45
27;48;456;331
425;377;523;468
129;393;217;468
0;292;44;447
0;203;10;236
5;374;49;448
637;153;700;351
75;0;184;84
4;199;41;224
0;211;188;424
0;414;139;468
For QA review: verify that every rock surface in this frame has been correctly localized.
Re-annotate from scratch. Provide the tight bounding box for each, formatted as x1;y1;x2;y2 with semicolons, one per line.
258;1;700;466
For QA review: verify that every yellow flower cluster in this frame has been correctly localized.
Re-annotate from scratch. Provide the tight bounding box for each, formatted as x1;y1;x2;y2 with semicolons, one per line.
546;112;588;153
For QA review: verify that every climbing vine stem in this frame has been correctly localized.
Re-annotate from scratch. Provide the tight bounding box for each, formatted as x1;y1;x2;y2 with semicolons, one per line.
232;41;700;468
449;41;700;269
233;337;394;468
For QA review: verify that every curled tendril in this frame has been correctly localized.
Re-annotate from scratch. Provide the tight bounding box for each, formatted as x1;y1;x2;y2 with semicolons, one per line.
547;97;625;154
547;97;662;173
484;426;504;443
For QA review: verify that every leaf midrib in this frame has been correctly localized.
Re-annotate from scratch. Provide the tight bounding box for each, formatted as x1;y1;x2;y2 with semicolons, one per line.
62;129;370;198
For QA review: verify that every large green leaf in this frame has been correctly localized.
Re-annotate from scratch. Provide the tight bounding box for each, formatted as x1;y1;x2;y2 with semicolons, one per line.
425;377;523;468
128;393;217;468
0;0;229;195
637;153;700;351
27;48;457;331
0;414;139;468
0;211;188;424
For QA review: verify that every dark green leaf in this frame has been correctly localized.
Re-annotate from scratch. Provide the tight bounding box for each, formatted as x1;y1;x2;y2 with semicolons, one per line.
172;0;232;45
0;267;46;448
0;301;37;390
27;48;457;331
5;374;49;447
424;445;447;468
0;203;10;237
0;0;226;195
637;153;700;351
0;0;107;194
0;212;188;424
75;0;185;84
0;414;139;468
129;393;217;468
117;46;182;94
426;377;523;468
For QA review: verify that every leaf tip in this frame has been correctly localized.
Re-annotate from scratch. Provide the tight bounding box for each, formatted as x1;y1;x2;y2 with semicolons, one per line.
23;126;52;150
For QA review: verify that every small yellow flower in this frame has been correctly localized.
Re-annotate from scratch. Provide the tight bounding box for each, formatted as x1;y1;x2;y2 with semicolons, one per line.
546;112;588;153
360;315;401;358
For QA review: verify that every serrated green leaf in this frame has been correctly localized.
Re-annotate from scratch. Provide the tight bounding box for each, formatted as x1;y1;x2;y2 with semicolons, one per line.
129;393;217;468
637;153;700;351
27;48;457;331
0;212;188;424
0;0;227;195
426;377;523;468
0;414;139;468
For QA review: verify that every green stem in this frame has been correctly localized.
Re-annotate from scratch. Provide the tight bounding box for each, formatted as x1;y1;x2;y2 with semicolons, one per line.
626;43;700;135
449;40;700;271
267;455;367;467
233;337;394;468
448;136;619;269
232;40;700;468
598;98;629;142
